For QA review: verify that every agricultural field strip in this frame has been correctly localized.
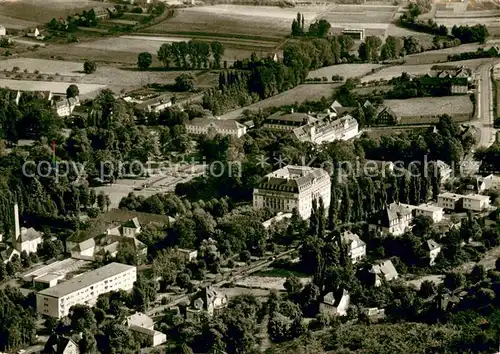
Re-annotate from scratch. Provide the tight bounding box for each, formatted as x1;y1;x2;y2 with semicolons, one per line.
0;79;106;96
0;58;85;77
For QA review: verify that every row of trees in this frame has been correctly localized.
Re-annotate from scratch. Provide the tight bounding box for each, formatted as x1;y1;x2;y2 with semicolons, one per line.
156;40;225;69
291;12;331;38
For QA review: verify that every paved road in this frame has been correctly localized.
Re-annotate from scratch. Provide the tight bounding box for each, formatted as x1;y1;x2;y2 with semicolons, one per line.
475;63;496;148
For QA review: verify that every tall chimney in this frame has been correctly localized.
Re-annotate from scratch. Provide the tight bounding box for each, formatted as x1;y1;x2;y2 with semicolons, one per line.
14;203;20;240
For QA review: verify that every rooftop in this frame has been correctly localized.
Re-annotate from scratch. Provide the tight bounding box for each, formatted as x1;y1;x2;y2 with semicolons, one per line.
258;165;329;192
186;118;245;130
463;194;490;201
438;192;464;200
38;262;135;298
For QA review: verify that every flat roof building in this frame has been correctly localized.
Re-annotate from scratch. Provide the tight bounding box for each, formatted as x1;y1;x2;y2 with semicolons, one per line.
36;262;136;318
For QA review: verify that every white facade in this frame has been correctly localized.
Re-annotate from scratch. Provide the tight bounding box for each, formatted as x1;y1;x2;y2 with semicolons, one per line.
341;231;366;264
185;118;247;138
0;26;6;37
462;194;490;211
36;262;136;318
319;290;350;316
253;165;331;219
480;174;500;192
178;249;198;262
437;193;463;211
436;160;452;183
414;204;444;223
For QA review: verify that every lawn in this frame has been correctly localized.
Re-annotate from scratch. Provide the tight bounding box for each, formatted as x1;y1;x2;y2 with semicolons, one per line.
0;58;85;77
307;63;384;81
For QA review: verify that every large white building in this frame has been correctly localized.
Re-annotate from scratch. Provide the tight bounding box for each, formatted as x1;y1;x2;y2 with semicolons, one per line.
185;118;247;138
437;192;490;212
263;110;358;144
36;262;137;318
253;165;331;219
437;192;463;211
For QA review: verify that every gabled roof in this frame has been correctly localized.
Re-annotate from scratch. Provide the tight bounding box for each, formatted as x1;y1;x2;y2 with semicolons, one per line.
122;217;140;229
20;227;42;242
126;312;154;329
76;238;95;252
42;334;79;354
341;230;365;247
371;259;398;280
426;239;441;251
379;202;412;225
258;166;328;192
323;288;348;307
187;118;245;130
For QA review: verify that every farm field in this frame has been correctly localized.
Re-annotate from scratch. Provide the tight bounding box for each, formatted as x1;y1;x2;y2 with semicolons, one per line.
385;96;474;124
218;83;338;120
0;0;105;27
0;79;106;98
74;34;276;63
0;14;36;30
0;58;85;77
403;42;493;65
307;63;384;80
144;5;327;38
361;58;491;83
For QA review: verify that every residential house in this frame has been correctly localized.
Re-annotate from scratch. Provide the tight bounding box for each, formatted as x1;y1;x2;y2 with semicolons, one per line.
374;106;399;126
185;286;228;320
0;247;20;264
126;312;167;347
362;307;386;322
369;202;413;236
426;239;442;266
34;273;63;290
478;174;500;192
340;231;366;264
319;288;350;316
370;259;399;286
437;192;463;211
435;160;453;183
138;96;172;113
177;248;198;263
53;97;79;117
27;27;45;40
0;25;6;37
243;120;255;130
253;165;331;219
413;204;444;223
462;194;490;211
422;65;472;95
67;209;173;261
42;334;80;354
185;118;247;138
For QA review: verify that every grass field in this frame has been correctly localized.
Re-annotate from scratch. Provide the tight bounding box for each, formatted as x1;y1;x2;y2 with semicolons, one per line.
0;78;106;98
385;96;474;123
144;5;326;39
219;83;338;120
307;63;384;80
0;0;105;27
0;58;85;77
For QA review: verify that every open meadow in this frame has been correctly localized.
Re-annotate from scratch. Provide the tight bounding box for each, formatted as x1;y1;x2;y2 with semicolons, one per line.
307;63;384;80
0;78;106;98
219;83;338;120
0;0;105;28
0;58;85;77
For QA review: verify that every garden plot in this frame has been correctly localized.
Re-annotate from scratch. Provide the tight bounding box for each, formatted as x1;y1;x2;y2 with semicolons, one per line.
0;58;85;77
0;79;106;98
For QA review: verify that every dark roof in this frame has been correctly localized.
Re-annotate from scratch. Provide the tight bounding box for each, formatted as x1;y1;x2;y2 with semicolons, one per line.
258;166;328;192
323;288;348;307
42;335;78;354
264;111;316;127
122;217;140;229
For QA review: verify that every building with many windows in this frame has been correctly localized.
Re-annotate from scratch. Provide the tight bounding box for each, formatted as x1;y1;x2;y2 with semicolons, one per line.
253;165;331;219
185;118;247;138
36;262;137;318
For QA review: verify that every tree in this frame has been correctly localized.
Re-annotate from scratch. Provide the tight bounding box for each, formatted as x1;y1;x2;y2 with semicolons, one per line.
175;73;195;92
418;280;437;298
79;330;97;354
83;60;97;74
210;41;225;69
66;84;80;98
284;275;302;297
157;43;172;68
444;272;465;291
137;52;153;70
97;191;106;212
411;215;433;237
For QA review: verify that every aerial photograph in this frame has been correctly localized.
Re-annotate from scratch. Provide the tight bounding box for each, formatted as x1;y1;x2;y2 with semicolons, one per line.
2;0;500;352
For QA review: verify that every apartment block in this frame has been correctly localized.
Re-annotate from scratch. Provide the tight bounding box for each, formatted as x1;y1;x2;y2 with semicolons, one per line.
437;193;463;211
253;165;331;219
437;193;490;212
36;262;137;318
